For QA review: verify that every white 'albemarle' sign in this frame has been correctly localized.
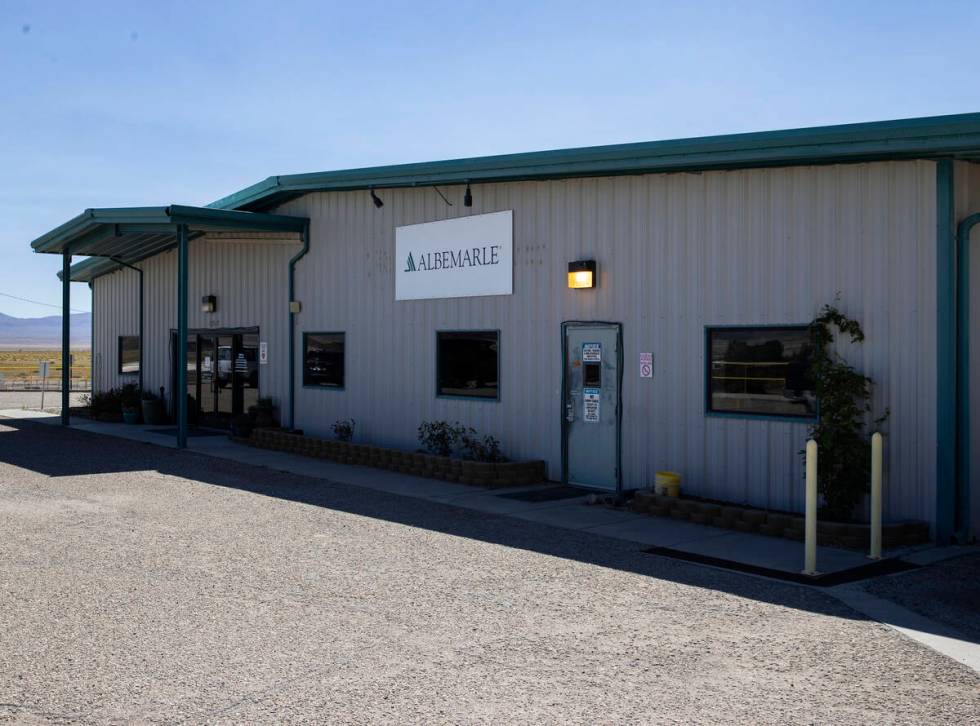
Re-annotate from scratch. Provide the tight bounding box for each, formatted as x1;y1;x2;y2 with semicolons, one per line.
395;210;513;301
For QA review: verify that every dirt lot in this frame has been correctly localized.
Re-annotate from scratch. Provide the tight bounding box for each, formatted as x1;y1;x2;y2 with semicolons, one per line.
0;418;977;724
0;348;91;389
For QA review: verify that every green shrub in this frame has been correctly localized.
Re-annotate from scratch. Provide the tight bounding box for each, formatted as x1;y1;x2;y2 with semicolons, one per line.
119;383;140;411
86;388;123;418
418;420;464;457
331;418;356;442
459;430;506;463
804;303;888;520
418;420;506;462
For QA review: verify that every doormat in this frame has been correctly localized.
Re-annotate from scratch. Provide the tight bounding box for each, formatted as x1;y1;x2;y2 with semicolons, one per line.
498;486;589;503
149;427;227;438
641;546;919;587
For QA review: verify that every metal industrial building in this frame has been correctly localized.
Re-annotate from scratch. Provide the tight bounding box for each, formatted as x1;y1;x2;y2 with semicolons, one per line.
30;113;980;543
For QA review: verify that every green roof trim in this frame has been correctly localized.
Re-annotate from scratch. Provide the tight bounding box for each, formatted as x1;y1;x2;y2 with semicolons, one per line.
209;112;980;211
30;205;308;282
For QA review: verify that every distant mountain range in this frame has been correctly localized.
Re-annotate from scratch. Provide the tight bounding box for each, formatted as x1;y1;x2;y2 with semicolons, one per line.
0;312;92;348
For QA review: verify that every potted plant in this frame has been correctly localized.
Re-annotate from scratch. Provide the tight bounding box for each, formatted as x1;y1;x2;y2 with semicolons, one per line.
120;383;141;424
249;397;276;429
230;413;254;439
140;389;166;425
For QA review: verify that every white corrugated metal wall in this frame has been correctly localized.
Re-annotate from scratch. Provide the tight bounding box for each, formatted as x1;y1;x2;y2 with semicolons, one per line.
91;160;937;524
267;160;937;523
955;160;980;536
92;234;298;412
92;266;140;391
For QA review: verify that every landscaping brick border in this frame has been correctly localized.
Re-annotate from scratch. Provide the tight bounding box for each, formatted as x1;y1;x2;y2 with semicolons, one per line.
248;429;546;488
629;491;929;550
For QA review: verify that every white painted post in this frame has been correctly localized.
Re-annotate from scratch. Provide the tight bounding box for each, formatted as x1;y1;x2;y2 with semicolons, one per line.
869;432;883;560
803;439;818;576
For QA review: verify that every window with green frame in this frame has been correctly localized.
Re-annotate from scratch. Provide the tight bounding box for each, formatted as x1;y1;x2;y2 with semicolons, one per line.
437;331;499;399
118;335;140;375
706;326;816;418
303;332;345;388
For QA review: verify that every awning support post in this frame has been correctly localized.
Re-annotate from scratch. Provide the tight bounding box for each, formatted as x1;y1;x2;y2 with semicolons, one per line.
176;224;189;449
61;251;71;426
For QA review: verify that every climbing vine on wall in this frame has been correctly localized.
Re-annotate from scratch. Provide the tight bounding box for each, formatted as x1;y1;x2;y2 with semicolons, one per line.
805;302;888;520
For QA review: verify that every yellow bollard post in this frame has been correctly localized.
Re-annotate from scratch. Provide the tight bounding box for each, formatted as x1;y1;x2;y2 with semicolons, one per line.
803;439;818;576
869;432;883;560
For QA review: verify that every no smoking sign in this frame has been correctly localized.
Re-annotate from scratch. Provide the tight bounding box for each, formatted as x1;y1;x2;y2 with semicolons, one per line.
639;352;653;379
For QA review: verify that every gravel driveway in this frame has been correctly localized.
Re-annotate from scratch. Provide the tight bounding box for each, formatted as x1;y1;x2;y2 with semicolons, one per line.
1;418;977;724
0;390;87;412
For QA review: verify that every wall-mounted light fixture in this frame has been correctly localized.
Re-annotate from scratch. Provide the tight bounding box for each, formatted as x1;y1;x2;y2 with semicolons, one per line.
201;295;217;313
370;188;384;208
464;183;473;207
567;259;597;289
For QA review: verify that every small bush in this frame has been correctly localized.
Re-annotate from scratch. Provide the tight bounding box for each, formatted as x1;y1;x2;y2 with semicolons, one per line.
418;420;506;462
332;418;356;442
87;388;123;418
119;383;141;411
418;420;465;457
460;431;506;463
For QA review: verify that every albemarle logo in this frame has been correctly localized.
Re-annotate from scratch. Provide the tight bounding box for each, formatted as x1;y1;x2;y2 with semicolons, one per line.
403;245;501;273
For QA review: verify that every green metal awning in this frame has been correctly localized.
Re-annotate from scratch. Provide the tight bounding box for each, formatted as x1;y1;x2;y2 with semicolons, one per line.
31;204;310;448
31;205;309;281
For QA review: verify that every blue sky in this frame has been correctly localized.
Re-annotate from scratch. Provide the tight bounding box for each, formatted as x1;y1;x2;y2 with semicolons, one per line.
2;0;979;317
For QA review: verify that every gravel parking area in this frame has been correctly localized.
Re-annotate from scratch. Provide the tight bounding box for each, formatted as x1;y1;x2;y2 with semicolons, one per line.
0;390;87;412
864;552;980;643
1;418;978;724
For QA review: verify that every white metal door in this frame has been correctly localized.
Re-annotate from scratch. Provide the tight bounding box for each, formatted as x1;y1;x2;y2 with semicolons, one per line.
563;323;621;490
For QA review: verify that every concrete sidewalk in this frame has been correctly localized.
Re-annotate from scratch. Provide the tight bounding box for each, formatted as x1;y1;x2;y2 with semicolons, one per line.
0;408;901;576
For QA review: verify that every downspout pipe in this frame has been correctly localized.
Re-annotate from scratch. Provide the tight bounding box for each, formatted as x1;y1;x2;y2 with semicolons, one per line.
955;212;980;542
111;257;144;393
287;221;311;431
176;224;189;449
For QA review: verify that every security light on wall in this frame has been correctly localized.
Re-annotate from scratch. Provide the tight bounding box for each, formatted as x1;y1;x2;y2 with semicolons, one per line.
464;183;473;207
370;188;384;208
201;295;216;313
567;260;596;289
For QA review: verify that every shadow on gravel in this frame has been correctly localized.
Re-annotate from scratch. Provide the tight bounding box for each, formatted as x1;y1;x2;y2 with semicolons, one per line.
2;417;977;644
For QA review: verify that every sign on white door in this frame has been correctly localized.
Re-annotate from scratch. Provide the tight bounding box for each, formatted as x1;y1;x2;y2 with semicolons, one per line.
395;210;513;301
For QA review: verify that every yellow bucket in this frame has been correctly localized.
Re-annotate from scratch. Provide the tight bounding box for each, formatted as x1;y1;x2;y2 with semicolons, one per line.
655;471;681;497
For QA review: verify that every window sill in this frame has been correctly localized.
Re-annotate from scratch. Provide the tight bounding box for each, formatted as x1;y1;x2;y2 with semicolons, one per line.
705;410;815;423
436;394;500;402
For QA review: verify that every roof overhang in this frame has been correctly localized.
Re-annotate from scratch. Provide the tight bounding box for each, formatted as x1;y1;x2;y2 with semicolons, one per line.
209;112;980;211
30;205;308;282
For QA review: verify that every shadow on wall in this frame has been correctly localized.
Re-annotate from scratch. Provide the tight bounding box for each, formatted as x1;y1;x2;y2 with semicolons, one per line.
0;416;974;646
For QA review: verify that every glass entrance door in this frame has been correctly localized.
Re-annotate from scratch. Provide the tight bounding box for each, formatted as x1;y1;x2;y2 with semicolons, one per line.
198;335;217;418
215;334;235;419
171;328;260;428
